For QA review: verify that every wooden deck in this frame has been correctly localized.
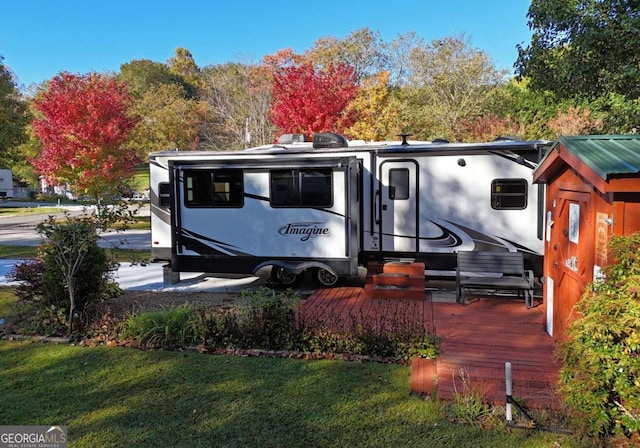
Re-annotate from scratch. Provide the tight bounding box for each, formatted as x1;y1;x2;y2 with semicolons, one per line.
300;287;561;409
298;286;433;334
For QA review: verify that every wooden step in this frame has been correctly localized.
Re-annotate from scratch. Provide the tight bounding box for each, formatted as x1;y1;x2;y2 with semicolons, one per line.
382;262;425;278
372;273;425;288
364;284;425;300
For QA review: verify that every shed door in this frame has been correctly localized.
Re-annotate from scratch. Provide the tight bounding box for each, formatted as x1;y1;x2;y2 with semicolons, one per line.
548;190;592;339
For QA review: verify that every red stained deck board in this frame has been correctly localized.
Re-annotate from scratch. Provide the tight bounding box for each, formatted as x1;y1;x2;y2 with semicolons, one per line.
298;288;559;409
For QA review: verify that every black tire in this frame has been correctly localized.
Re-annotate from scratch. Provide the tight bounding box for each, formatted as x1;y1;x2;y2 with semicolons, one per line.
270;266;303;288
313;267;342;287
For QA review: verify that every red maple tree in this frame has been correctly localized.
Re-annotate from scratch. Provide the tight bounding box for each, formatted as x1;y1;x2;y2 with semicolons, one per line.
32;72;140;198
269;62;358;139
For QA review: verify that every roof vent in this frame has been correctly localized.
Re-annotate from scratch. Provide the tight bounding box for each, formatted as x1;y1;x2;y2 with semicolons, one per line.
313;133;348;149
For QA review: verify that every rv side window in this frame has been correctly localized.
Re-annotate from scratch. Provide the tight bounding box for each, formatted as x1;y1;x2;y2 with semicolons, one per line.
491;179;527;210
184;169;243;207
270;169;332;207
389;168;409;200
159;182;171;207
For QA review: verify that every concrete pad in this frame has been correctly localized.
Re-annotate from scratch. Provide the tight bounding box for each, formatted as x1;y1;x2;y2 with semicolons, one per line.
0;259;268;293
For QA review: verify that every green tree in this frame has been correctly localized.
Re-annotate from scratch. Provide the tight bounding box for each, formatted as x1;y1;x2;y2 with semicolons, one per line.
127;83;204;156
305;28;387;83
8;128;42;188
590;93;640;134
516;0;640;100
0;57;29;168
403;35;508;141
118;59;195;99
167;47;201;91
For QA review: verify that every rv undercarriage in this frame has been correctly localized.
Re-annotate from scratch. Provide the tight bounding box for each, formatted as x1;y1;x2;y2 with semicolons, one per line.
270;265;343;287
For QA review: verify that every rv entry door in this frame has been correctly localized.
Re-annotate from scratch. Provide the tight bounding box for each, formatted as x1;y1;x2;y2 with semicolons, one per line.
379;160;419;254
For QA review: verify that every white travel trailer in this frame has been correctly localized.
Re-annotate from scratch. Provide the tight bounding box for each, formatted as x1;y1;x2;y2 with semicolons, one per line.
149;133;552;286
0;169;13;200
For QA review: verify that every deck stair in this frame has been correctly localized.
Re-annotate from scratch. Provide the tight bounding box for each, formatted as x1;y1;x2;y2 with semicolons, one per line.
364;261;425;300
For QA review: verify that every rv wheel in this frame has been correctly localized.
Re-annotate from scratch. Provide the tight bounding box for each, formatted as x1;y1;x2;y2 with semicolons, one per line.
313;268;342;287
271;266;302;287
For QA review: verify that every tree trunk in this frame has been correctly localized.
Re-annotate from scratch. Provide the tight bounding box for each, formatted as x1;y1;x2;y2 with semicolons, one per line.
67;279;76;335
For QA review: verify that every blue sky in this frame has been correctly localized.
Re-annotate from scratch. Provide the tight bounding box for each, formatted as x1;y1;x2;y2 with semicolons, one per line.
1;0;533;89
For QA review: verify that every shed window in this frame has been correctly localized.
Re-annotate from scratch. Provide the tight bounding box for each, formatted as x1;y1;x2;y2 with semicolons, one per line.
491;179;527;209
184;169;243;207
270;169;332;207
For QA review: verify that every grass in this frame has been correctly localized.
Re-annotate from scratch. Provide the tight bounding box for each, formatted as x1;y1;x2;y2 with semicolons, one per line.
0;340;584;448
0;287;17;319
0;206;64;217
132;166;150;192
113;215;150;230
0;245;151;262
0;245;40;259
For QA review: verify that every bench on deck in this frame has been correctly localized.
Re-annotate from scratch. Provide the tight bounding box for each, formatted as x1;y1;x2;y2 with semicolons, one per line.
455;251;535;308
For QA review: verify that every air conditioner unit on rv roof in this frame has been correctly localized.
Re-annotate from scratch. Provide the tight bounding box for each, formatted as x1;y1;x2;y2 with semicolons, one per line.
313;133;348;149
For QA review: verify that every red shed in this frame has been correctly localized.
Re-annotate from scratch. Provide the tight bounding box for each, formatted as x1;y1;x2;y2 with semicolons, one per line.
532;135;640;341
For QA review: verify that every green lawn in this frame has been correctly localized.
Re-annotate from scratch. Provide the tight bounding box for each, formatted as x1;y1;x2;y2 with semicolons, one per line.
0;245;39;259
0;206;63;217
0;287;16;318
0;245;150;262
0;339;584;448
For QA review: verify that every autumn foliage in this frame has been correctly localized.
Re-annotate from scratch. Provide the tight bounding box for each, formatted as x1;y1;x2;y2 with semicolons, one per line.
460;115;523;142
346;71;401;141
32;72;140;197
546;106;603;137
269;63;358;139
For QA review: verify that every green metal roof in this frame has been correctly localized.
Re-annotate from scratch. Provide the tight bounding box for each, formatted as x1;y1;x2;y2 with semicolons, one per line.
557;135;640;180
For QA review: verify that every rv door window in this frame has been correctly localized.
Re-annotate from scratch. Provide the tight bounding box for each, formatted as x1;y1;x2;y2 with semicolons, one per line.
270;169;332;207
184;169;243;207
389;168;409;200
491;179;527;210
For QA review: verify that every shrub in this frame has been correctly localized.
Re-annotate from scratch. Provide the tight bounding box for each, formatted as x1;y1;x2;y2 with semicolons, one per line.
240;287;301;350
9;214;121;335
122;304;200;347
9;259;68;336
119;287;438;365
10;258;45;303
196;287;302;350
194;307;244;349
558;232;640;441
445;368;493;427
299;305;438;362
